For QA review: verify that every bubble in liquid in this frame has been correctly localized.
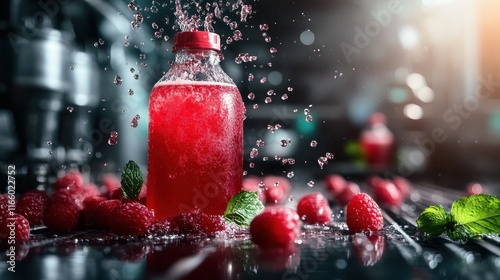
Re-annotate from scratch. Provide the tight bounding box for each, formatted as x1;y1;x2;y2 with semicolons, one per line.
128;89;134;95
306;115;313;122
307;181;315;187
248;73;254;81
270;47;277;54
247;92;255;100
66;106;74;113
260;24;269;31
256;139;265;148
287;171;294;178
264;97;272;104
310;140;318;147
281;94;288;100
250;148;259;159
113;75;122;85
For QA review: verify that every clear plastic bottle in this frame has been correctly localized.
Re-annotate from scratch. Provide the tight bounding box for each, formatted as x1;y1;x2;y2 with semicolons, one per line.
147;31;245;219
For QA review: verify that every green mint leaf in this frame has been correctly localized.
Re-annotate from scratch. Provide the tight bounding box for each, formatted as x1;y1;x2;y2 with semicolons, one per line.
224;191;264;227
417;205;453;238
120;160;144;199
448;194;500;241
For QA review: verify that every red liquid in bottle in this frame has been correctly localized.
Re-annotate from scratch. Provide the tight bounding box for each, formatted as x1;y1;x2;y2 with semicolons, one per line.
148;81;244;219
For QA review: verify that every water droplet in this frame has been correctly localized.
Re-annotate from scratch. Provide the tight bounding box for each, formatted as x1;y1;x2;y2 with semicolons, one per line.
69;66;74;71
260;77;267;84
304;108;310;115
267;90;275;96
264;97;272;104
78;138;83;142
229;21;238;30
250;148;259;159
263;156;268;161
256;139;265;148
267;124;275;133
249;162;255;168
310;140;317;147
152;22;158;29
128;89;134;95
264;37;272;43
98;38;105;45
248;73;254;81
287;171;294;178
233;30;243;41
163;35;170;41
288;196;293;202
318;157;328;169
226;37;233;44
113;75;122;85
108;131;118;145
252;104;258;109
281;94;288;100
128;1;137;11
139;54;146;60
66;106;74;113
307;181;315;187
280;139;288;147
130;114;140;128
270;47;277;54
288;158;296;165
48;150;53;155
47;140;52;146
325;152;334;160
260;24;269;31
140;62;147;68
124;35;130;40
134;12;143;24
275;155;281;161
134;74;139;80
247;92;255;100
154;31;163;39
306;115;313;122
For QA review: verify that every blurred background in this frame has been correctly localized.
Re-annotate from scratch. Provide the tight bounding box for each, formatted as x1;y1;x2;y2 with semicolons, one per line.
1;0;500;192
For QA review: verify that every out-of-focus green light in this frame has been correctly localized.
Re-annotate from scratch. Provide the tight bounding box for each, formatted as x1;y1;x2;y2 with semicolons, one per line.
388;87;409;104
487;111;500;135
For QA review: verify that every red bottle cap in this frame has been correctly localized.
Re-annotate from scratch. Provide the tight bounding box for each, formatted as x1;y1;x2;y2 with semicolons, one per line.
172;31;221;52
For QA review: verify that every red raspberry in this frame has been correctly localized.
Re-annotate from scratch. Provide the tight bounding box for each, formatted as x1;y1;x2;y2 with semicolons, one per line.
101;174;121;198
336;181;360;206
93;199;122;229
372;179;403;207
79;183;102;200
250;206;300;248
0;194;15;222
43;202;81;233
346;193;383;233
296;192;332;224
0;213;30;242
82;196;107;225
262;176;291;205
169;210;226;235
53;170;84;191
51;189;84;210
242;176;265;202
324;174;346;198
366;176;382;190
111;202;155;236
15;191;49;226
392;176;412;198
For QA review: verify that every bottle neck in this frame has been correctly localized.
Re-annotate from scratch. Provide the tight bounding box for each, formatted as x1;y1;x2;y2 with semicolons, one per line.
174;49;220;66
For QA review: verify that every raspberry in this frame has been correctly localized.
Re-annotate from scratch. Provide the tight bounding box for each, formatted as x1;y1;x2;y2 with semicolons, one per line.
346;193;383;233
336;181;360;206
51;189;84;210
101;174;121;198
0;213;30;242
366;176;382;190
324;174;346;198
53;170;84;191
250;206;300;248
15;191;49;226
392;176;412;198
169;210;226;235
296;192;332;224
262;176;291;205
372;179;403;207
43;202;81;233
93;199;122;229
111;202;155;236
82;196;106;225
242;176;265;202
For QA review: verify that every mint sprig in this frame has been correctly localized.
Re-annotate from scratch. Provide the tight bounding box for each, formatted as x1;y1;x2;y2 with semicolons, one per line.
120;160;144;199
417;194;500;242
224;191;264;226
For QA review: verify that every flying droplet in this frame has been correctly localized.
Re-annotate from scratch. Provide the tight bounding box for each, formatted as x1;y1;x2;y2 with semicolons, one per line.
306;115;313;122
287;171;294;178
66;106;74;113
108;131;118;145
270;47;277;54
310;140;318;147
247;92;255;100
250;148;259;159
280;139;288;147
113;75;122;85
307;181;315;187
281;94;288;100
264;97;272;104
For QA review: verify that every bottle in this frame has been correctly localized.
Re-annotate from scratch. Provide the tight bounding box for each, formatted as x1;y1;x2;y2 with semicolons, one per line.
147;31;245;219
360;112;394;169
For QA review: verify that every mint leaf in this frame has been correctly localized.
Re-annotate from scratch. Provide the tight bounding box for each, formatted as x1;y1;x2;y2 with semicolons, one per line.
448;194;500;242
121;160;144;199
417;205;453;238
224;191;264;226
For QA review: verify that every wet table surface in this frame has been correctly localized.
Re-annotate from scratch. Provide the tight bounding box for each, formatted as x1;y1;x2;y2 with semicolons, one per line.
1;183;499;280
